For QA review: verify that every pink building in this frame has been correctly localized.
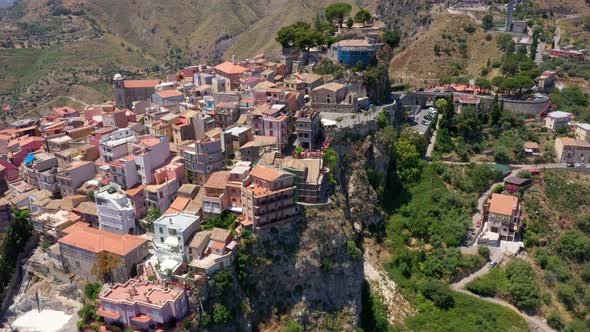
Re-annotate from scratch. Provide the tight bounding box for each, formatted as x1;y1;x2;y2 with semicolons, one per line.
0;160;20;181
247;103;290;150
7;136;44;167
97;278;189;328
126;184;146;219
252;87;299;113
262;104;290;150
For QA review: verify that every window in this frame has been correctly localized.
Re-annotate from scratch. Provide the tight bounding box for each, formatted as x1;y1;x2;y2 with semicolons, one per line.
160;237;164;243
159;227;163;233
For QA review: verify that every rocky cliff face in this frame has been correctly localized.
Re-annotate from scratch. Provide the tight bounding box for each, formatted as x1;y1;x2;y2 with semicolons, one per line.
239;133;394;331
239;195;362;331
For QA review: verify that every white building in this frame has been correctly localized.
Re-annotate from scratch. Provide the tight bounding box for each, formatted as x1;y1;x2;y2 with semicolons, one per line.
96;184;137;235
545;111;573;130
131;136;170;184
99;128;136;162
153;213;201;273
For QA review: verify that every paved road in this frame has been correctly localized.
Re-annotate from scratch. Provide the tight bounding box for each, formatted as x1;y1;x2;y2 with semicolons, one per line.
451;262;556;332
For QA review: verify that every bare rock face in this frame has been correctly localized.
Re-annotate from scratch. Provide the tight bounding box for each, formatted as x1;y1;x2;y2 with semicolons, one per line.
242;197;363;331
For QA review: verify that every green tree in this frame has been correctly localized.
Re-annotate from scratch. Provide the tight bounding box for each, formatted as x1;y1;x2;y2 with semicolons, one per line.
475;77;492;90
383;30;400;48
212;303;232;325
418;278;455;309
283;320;304;332
395;128;425;183
325;3;352;29
354;9;372;26
145;207;161;226
294;145;304;156
478;246;490;260
556;231;590;262
346;16;353;29
84;282;102;301
214;270;233;295
482;14;494;30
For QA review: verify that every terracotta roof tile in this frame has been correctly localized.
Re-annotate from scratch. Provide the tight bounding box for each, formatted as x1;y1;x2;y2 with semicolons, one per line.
58;225;147;256
123;80;160;89
215;61;247;75
489;193;519;216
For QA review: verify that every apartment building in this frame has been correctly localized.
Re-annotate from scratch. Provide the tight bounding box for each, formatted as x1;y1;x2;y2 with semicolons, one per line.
99;128;136;162
180;137;224;185
295;108;321;149
20;151;60;197
240;165;298;228
58;223;149;282
272;157;330;204
57;161;97;197
153;213;201;271
132;136;171;185
281;73;324;95
201;165;250;216
555;137;590;164
486;193;521;242
97;278;189;328
96;184;137;235
574;123;590;142
145;178;180;213
545;111;573;130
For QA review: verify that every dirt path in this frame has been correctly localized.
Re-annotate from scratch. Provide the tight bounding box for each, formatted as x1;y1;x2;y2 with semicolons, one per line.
451;264;555;332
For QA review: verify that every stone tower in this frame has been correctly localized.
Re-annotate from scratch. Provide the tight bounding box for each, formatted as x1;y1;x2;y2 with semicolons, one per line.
113;73;126;107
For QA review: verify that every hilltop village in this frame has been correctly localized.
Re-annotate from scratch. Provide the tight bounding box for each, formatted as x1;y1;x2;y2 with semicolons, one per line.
1;1;590;331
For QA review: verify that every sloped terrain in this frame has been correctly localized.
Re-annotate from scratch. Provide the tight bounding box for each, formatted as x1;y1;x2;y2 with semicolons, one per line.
389;13;504;87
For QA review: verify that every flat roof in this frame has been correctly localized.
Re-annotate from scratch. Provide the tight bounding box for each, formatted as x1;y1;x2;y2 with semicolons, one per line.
154;213;200;231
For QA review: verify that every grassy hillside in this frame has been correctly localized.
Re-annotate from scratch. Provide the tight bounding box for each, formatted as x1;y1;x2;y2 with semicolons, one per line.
389;13;504;87
0;34;157;108
72;0;363;62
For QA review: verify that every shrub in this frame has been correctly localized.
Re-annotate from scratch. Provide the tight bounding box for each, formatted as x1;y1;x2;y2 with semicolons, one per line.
477;246;490;260
557;284;577;310
492;184;505;193
84;282;102;301
283;320;304;332
212;304;231;325
546;310;564;331
464;24;476;33
418;278;455;309
346;240;362;261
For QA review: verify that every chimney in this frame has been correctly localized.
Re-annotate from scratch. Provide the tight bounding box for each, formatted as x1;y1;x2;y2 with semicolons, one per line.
232;55;236;65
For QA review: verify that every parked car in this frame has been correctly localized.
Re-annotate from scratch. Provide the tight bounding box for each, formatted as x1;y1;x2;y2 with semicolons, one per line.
424;115;433;120
421;121;429;125
476;218;481;227
489;261;497;268
567;163;575;167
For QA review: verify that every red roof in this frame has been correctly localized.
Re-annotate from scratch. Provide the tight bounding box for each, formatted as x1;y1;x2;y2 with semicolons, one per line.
249;165;284;182
123;80;160;89
59;223;147;256
215;61;247;75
